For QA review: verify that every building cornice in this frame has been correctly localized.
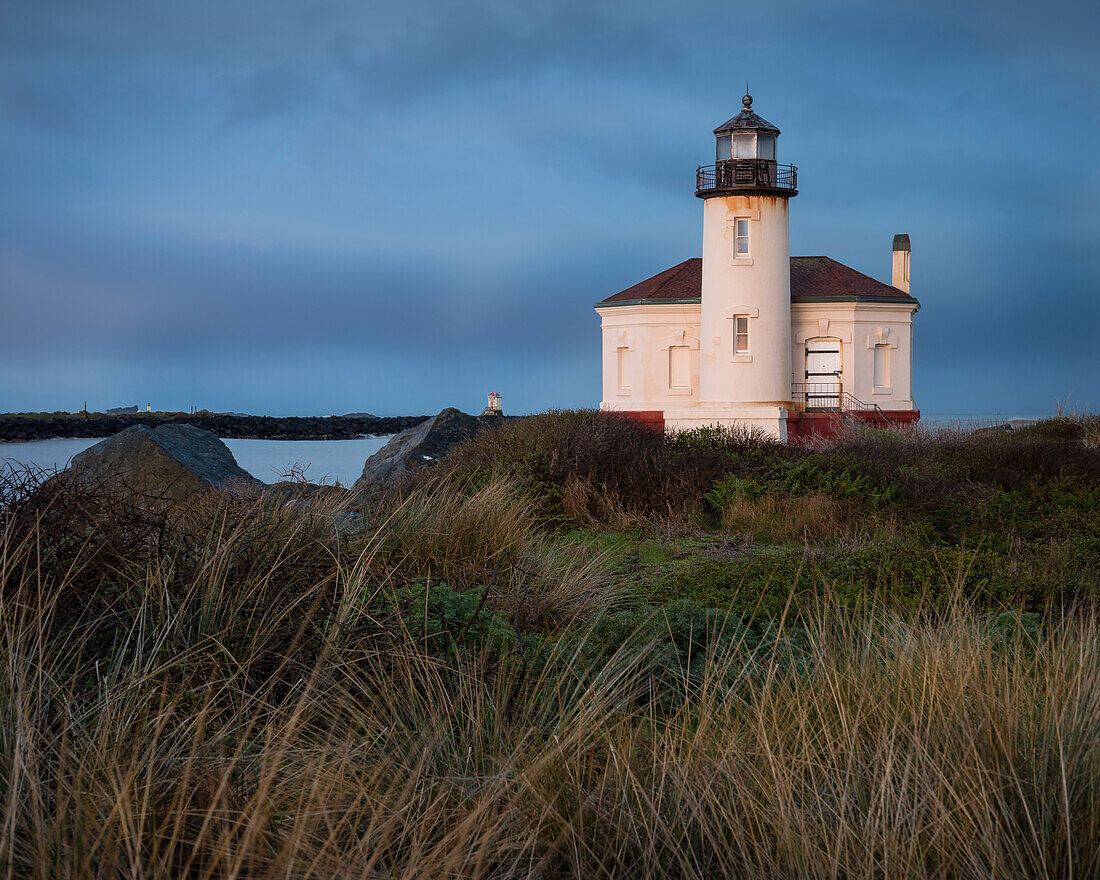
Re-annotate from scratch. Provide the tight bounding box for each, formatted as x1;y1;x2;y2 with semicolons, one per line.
598;295;919;309
792;295;920;308
595;298;702;309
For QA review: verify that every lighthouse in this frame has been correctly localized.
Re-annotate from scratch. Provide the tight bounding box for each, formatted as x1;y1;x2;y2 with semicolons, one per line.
697;92;796;427
595;93;921;441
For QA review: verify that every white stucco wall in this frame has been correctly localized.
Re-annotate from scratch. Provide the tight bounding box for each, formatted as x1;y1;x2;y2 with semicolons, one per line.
595;303;702;410
790;301;918;410
596;296;919;420
594;301;788;439
698;195;793;407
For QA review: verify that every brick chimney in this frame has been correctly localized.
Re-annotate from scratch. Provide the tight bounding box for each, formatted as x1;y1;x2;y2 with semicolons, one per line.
892;233;910;294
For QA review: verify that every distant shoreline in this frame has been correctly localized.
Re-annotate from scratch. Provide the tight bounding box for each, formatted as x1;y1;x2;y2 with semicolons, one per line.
0;413;430;442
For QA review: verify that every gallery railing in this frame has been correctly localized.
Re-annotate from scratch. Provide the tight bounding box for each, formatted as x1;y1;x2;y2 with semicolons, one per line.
696;160;797;194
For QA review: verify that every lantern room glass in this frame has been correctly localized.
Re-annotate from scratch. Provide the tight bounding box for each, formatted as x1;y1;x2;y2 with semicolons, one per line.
731;133;754;158
715;132;777;161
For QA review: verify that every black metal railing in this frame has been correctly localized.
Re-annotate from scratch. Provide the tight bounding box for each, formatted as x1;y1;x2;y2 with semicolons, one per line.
838;392;893;425
791;383;894;425
696;160;797;194
792;382;842;411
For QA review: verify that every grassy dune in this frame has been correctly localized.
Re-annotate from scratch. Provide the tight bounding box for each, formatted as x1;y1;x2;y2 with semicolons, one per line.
2;412;1099;878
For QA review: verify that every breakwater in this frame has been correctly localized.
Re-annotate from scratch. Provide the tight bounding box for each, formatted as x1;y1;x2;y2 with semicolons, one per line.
0;414;430;442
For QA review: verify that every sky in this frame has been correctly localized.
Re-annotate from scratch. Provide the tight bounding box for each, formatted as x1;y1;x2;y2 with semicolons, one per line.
1;0;1098;417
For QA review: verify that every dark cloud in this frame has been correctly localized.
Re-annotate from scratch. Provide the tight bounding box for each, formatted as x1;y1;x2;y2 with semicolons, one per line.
326;0;685;104
1;0;1097;415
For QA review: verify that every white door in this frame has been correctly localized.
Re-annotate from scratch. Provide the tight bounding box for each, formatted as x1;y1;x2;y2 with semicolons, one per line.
805;339;842;408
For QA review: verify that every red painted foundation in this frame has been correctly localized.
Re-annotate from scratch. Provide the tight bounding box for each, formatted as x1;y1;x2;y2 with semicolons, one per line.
612;409;917;441
617;410;666;431
785;411;844;442
786;409;920;443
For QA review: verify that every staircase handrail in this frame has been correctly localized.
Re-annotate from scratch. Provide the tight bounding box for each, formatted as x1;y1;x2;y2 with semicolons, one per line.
838;392;894;426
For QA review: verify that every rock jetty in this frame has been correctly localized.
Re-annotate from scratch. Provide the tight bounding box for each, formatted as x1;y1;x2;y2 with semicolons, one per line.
0;413;429;442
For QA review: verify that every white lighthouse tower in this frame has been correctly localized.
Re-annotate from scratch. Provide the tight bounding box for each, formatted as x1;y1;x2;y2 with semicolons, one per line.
688;92;797;435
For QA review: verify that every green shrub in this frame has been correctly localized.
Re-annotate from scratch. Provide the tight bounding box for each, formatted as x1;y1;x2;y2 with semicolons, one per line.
705;460;896;514
388;581;518;656
704;474;768;510
437;410;780;524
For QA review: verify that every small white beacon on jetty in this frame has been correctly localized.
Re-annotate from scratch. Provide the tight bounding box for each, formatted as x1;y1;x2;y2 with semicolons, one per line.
481;392;503;417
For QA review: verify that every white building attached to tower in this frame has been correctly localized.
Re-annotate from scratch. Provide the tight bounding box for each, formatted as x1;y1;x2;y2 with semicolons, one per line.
595;95;920;441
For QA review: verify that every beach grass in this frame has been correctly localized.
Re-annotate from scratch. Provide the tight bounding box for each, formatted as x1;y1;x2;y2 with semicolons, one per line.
2;411;1099;878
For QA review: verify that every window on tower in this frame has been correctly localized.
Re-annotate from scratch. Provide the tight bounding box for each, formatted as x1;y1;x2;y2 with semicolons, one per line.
734;316;750;354
735;219;750;256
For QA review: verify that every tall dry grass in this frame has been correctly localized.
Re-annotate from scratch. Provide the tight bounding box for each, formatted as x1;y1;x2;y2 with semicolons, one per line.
370;475;619;631
3;471;1100;877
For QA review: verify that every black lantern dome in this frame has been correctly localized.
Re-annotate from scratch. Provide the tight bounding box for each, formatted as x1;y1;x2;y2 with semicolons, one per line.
695;93;797;198
713;93;780;161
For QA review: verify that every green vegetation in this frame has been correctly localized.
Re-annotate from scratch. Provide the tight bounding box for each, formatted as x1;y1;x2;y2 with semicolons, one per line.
439;410;1100;616
2;411;1099;877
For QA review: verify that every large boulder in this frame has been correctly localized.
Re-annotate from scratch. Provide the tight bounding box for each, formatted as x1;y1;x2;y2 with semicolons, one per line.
353;407;484;490
69;423;263;503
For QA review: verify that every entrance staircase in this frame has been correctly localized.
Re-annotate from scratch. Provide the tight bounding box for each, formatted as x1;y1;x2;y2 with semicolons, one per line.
788;383;903;441
835;391;894;428
792;384;891;423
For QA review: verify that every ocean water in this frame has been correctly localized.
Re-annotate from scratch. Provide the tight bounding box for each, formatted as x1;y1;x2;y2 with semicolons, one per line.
919;413;1053;428
0;436;394;486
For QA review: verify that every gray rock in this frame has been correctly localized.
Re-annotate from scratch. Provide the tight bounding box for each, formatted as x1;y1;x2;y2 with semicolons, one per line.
971;423;1013;436
353;407;484;489
70;423;263;504
106;405;139;414
341;412;378;419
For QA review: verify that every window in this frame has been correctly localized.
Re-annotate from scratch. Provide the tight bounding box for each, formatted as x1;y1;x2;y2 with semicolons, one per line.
735;218;749;256
716;134;731;160
757;134;775;160
669;346;691;390
734;316;750;354
873;344;890;388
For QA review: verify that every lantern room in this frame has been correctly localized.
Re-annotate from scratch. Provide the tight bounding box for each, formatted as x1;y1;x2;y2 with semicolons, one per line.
696;93;797;197
714;93;781;161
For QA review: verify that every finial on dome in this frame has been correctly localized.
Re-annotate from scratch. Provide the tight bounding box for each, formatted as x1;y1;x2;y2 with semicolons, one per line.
742;85;752;110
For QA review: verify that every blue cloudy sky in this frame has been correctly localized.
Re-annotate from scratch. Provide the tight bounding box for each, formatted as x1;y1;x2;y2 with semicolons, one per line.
2;0;1097;416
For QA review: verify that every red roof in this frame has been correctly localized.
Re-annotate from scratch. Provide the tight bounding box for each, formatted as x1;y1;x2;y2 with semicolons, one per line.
603;259;703;303
599;256;918;305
